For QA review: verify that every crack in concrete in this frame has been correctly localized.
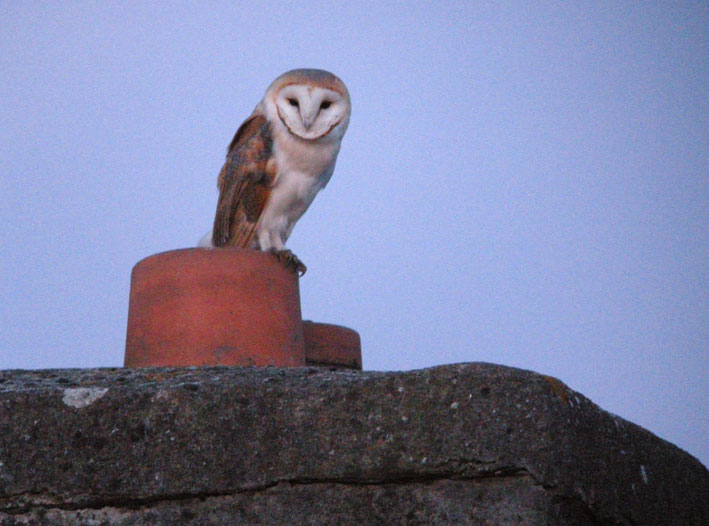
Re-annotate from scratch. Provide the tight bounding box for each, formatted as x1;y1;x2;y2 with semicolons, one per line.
1;468;534;516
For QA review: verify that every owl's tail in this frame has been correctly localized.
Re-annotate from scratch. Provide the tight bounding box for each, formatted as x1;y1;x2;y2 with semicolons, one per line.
197;230;213;248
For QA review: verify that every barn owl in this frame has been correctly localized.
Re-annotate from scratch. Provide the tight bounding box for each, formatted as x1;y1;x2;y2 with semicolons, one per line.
205;69;351;275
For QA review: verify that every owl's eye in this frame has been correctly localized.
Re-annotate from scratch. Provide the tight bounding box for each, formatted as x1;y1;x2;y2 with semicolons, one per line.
320;100;332;110
287;98;299;107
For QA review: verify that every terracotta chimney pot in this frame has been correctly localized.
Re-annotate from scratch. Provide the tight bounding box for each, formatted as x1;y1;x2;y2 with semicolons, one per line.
124;248;305;367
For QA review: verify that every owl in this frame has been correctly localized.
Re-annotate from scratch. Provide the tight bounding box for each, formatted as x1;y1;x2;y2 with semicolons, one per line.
206;69;351;275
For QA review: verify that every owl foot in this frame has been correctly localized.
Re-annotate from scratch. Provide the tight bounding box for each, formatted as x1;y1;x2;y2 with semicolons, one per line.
273;249;307;276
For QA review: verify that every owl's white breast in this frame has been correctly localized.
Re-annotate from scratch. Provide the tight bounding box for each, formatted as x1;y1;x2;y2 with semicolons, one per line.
254;122;341;251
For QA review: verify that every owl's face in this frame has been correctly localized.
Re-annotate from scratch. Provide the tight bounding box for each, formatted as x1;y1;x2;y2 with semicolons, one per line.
265;69;350;142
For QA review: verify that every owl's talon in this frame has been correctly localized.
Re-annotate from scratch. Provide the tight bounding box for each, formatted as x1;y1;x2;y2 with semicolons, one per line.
294;261;307;276
273;249;307;276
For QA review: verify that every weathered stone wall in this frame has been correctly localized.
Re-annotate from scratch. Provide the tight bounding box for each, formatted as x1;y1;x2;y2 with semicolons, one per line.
0;363;706;525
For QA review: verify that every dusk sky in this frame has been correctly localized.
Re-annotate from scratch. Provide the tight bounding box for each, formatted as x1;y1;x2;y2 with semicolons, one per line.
2;3;707;466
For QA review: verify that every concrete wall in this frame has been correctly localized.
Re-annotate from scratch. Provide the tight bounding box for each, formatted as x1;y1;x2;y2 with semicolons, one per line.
0;363;706;525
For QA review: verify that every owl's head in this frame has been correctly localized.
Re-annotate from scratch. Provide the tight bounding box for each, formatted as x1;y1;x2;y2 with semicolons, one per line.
264;69;351;142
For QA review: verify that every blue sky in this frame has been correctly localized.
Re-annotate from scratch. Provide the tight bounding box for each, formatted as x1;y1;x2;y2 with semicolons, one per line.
1;2;707;466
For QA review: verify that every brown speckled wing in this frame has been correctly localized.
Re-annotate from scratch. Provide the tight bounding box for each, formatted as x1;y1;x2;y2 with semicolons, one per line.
212;114;275;248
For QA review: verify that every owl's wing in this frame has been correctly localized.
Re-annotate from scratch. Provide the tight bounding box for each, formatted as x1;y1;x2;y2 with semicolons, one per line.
212;113;276;248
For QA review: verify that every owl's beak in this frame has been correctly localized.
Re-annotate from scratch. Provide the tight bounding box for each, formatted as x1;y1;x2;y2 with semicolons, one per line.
300;107;316;131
